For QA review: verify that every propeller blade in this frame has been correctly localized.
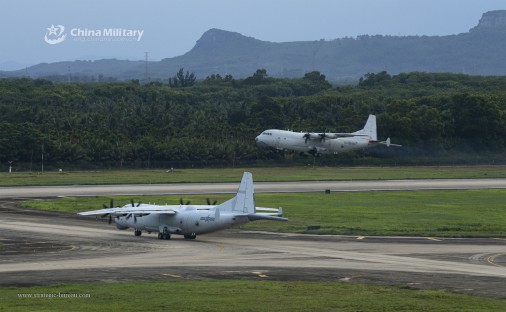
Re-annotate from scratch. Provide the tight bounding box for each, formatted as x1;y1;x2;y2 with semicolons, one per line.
110;199;114;208
131;199;135;207
213;200;217;205
108;215;112;224
206;198;211;205
179;198;183;205
102;203;108;209
319;133;326;142
185;201;191;205
126;213;132;220
303;133;310;143
136;202;142;207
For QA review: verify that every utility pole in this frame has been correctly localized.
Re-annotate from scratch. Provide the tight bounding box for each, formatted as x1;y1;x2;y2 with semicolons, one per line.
41;143;44;174
144;52;149;82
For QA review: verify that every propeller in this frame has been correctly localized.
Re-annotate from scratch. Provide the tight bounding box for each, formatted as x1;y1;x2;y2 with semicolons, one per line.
303;133;311;143
180;198;191;205
100;199;118;224
130;199;142;207
103;199;115;209
125;213;137;223
206;198;218;205
319;133;326;142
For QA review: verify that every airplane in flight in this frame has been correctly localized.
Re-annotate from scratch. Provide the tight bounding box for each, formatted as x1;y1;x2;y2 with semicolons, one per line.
255;114;400;156
78;172;287;240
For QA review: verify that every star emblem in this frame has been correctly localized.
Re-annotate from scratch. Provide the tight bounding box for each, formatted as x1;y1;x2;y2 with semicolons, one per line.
47;24;59;36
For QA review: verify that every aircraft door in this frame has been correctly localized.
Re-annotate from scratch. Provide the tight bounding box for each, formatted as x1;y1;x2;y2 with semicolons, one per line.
181;212;197;234
275;135;281;148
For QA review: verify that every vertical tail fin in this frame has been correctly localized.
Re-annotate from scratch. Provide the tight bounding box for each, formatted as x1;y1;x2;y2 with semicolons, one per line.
354;114;377;141
217;172;256;214
234;172;255;214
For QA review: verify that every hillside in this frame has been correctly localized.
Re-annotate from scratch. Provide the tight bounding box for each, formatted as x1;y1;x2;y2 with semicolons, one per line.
2;10;506;82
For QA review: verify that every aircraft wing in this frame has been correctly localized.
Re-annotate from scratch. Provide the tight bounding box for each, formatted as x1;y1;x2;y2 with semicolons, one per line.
329;132;369;138
304;132;369;141
78;205;178;216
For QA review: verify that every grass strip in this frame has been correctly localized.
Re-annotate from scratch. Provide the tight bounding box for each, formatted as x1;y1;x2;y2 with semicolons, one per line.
20;189;506;237
2;280;506;312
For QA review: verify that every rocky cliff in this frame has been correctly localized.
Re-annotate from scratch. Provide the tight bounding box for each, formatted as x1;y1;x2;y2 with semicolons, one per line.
471;10;506;31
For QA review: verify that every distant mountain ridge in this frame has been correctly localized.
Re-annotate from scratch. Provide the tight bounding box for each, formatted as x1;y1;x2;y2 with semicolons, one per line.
2;10;506;82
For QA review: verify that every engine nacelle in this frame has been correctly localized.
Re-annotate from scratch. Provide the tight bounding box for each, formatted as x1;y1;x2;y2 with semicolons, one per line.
116;223;129;230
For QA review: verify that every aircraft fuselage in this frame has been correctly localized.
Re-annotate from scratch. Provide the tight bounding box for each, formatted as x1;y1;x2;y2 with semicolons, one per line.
115;207;247;236
255;129;372;155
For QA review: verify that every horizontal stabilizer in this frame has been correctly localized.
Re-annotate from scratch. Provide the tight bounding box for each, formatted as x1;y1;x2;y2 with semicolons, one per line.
378;138;402;147
247;214;288;221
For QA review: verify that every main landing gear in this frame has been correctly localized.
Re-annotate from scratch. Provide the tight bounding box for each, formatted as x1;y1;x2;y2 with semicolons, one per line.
158;232;171;240
184;233;197;240
134;230;142;237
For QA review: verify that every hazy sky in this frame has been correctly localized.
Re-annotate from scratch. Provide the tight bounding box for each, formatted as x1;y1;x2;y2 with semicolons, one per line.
1;0;505;69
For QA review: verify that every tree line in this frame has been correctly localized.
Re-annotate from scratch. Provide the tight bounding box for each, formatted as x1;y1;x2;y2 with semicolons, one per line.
0;70;505;169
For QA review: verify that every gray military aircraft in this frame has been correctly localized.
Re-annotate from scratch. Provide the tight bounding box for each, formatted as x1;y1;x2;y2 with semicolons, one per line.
255;114;400;156
78;172;287;240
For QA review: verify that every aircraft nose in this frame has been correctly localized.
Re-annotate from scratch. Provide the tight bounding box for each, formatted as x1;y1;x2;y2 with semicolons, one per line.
255;135;267;147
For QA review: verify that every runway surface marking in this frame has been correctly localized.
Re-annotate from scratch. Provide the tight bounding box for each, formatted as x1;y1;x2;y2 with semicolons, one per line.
487;254;505;267
426;237;442;242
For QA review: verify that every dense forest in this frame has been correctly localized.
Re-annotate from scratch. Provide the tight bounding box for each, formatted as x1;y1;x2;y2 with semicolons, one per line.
1;70;505;170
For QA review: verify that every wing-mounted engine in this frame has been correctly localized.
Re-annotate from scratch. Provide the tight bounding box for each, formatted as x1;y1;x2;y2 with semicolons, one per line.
318;133;339;142
302;132;321;142
116;222;129;230
305;132;363;143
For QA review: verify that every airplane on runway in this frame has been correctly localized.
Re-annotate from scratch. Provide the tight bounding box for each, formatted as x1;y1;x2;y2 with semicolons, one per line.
78;172;287;240
255;114;400;156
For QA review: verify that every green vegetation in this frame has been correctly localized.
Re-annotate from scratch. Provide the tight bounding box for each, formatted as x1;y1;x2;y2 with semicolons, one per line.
2;280;506;311
20;189;506;237
2;165;506;186
246;190;506;236
1;72;506;170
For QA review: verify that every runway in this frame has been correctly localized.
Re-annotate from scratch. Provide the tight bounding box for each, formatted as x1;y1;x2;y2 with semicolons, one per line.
1;178;506;198
1;179;506;298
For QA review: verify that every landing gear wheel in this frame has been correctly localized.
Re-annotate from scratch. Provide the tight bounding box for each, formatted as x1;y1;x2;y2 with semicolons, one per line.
184;233;196;240
134;230;142;237
158;233;170;240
